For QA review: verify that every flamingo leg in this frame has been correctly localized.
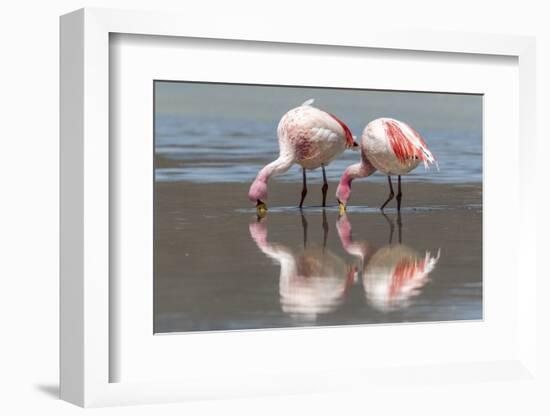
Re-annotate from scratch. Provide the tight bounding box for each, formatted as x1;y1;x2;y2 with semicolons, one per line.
396;175;403;212
382;212;395;245
299;168;308;208
322;209;329;250
300;212;308;249
380;176;395;211
321;165;328;207
397;211;403;244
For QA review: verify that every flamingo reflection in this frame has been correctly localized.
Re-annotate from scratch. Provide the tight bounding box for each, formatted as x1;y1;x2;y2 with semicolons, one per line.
336;214;440;312
249;213;354;320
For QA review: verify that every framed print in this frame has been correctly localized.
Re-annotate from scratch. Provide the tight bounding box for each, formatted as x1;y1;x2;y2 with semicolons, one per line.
60;8;538;407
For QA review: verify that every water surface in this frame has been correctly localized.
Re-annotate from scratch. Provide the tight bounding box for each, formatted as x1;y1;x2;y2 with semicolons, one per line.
154;181;482;333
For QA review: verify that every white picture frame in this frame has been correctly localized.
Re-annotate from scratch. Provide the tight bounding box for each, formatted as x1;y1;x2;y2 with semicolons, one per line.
60;7;538;408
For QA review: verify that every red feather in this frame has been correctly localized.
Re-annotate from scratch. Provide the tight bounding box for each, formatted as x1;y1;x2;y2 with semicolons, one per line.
389;257;426;300
329;113;355;147
384;120;428;163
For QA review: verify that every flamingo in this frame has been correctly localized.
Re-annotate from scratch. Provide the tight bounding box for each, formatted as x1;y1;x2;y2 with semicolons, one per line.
336;214;440;312
249;216;355;320
248;99;357;216
336;118;437;213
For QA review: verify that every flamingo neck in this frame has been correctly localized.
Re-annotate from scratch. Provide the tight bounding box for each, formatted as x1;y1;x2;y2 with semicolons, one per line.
336;156;376;205
257;154;294;183
249;154;294;203
342;163;364;184
340;157;376;187
336;215;353;250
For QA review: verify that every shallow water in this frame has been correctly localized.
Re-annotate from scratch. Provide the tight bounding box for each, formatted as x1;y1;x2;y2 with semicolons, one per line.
154;182;482;333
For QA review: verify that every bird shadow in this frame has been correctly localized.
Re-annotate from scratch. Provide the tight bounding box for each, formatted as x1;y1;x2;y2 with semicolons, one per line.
34;383;59;399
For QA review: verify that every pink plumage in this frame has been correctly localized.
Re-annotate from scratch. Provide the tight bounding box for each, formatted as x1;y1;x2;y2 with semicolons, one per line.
249;99;356;210
383;119;435;169
336;215;440;311
328;113;356;148
336;117;437;211
249;220;354;317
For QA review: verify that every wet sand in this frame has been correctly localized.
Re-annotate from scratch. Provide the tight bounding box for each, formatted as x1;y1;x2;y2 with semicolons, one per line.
154;180;482;333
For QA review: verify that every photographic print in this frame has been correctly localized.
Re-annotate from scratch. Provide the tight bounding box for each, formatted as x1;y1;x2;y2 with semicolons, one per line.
153;81;482;333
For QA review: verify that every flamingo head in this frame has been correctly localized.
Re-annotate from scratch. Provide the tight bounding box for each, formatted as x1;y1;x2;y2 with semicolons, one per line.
335;181;351;215
248;178;268;216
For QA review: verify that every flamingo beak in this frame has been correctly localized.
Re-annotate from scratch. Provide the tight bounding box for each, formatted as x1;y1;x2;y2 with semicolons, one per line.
256;200;268;217
338;200;346;215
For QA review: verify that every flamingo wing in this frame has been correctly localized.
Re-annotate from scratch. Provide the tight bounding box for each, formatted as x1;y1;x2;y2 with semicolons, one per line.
294;124;341;161
279;105;355;164
388;249;440;300
328;113;355;148
384;119;437;169
299;99;354;147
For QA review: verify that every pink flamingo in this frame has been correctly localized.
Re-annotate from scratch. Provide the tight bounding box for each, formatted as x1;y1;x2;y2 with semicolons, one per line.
249;99;357;215
336;214;440;312
249;219;355;319
335;118;437;213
